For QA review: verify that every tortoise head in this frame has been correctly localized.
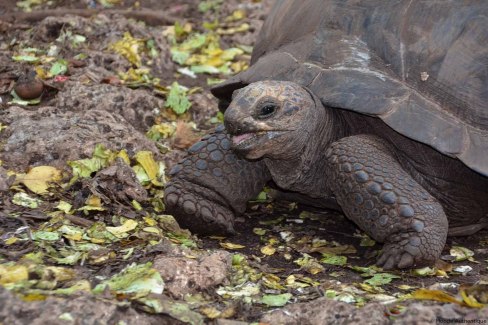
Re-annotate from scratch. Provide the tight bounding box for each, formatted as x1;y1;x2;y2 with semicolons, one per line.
224;80;321;160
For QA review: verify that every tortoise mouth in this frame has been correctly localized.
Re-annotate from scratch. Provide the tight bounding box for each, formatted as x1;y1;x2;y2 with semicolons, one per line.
231;130;286;152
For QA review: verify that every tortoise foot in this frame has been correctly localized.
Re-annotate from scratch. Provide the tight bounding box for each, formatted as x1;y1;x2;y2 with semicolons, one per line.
165;181;236;235
164;126;271;235
326;135;449;269
377;233;433;269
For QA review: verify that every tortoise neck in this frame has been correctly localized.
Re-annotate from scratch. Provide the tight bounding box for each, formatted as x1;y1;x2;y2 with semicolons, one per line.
264;103;348;197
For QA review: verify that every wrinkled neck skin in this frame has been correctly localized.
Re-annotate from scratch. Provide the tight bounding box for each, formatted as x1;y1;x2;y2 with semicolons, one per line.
263;96;348;198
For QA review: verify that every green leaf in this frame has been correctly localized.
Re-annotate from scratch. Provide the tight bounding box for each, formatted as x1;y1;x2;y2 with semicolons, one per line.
363;273;400;286
190;65;220;74
450;246;475;262
137;297;204;324
9;89;41;106
92;262;164;297
12;55;39;63
49;59;68;76
12;192;42;208
32;231;60;241
320;253;347;266
165;82;191;115
262;293;292;307
68;144;115;178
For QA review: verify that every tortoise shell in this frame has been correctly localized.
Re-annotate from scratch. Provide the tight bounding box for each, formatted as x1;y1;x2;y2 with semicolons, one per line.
212;0;488;176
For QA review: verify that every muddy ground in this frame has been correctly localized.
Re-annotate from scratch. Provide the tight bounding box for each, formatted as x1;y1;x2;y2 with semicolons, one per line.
0;1;488;324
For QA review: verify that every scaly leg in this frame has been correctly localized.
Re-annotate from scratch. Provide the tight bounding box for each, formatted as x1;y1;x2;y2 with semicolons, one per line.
164;125;271;235
325;135;448;269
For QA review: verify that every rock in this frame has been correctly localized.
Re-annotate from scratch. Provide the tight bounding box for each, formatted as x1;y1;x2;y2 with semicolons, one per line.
90;157;148;204
56;81;164;132
260;297;388;325
153;250;231;299
393;303;488;325
0;105;160;171
0;286;179;325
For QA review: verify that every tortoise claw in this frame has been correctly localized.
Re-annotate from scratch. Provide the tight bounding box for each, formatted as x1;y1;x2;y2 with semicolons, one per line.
165;181;236;235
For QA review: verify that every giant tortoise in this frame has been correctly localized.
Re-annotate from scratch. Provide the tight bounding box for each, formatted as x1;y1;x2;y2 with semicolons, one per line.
164;0;488;269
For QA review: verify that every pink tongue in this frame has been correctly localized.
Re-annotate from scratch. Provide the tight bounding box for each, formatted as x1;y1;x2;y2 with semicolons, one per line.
232;133;253;145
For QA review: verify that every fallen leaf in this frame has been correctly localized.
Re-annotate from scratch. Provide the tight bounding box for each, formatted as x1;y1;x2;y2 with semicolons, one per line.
261;293;292;307
220;242;245;250
320;253;347;266
17;166;62;194
165;82;191;115
363;273;400;286
410;288;463;305
106;219;138;238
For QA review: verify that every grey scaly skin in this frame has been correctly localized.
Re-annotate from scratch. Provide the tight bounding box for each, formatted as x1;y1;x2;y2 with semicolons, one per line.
165;80;488;269
164;125;271;235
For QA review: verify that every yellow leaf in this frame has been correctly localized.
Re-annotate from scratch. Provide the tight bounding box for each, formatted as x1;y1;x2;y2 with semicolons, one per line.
229;9;246;21
262;274;285;290
261;244;276;256
21;293;47;302
217;23;250;35
0;265;29;285
220;242;245;250
144;217;157;226
410;289;463;305
143;227;161;234
200;306;221;319
310;244;357;255
117;150;130;165
86;195;102;207
78;195;105;212
34;66;48;79
460;290;485;308
63;231;82;241
4;237;18;245
230;61;248;73
135;151;162;186
18;166;62;194
106;219;138;238
42;267;76;282
109;32;144;67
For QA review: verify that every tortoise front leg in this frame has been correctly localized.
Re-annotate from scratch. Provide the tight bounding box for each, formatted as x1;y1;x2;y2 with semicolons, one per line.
325;135;448;269
164;125;271;235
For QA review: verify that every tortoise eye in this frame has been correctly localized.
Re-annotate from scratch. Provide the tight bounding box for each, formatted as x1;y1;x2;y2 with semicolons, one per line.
258;103;277;118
